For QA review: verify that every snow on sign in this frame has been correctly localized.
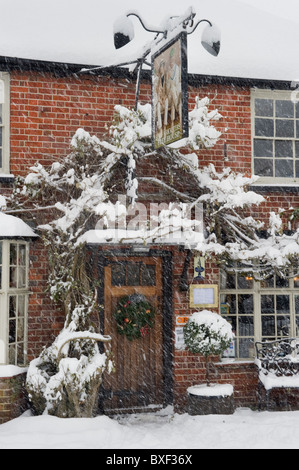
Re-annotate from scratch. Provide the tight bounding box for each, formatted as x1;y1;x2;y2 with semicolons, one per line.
152;32;189;149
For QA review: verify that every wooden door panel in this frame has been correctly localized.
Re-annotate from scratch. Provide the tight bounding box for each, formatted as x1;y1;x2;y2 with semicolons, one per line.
102;257;163;412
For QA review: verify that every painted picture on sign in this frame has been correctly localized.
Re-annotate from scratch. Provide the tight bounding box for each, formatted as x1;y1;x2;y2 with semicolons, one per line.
152;32;188;149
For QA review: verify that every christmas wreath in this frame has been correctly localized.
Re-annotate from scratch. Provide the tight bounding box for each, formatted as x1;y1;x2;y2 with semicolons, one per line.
113;294;156;341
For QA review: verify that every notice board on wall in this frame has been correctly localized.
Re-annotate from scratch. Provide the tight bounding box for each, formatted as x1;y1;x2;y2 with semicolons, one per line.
189;285;218;308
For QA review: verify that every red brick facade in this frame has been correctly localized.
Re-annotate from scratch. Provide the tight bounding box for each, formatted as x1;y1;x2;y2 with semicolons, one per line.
0;372;27;424
1;63;298;421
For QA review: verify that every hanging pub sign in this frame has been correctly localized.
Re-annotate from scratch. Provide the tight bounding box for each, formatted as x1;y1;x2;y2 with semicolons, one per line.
152;31;189;149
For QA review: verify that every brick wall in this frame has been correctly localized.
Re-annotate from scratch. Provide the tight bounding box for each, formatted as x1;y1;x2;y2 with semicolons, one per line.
0;372;27;424
9;71;150;176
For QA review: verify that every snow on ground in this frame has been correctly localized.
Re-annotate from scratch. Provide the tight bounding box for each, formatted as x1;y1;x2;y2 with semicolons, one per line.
1;406;299;449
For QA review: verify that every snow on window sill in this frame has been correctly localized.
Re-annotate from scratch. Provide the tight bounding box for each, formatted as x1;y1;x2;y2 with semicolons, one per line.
0;365;27;378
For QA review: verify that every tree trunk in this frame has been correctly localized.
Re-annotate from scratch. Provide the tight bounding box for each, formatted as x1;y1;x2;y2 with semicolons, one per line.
205;355;210;386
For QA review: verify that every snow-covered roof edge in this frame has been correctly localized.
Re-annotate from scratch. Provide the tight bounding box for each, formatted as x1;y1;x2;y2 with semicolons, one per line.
0;55;293;89
0;212;38;239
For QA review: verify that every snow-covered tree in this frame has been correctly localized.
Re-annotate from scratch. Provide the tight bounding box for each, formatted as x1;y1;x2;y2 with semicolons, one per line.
6;95;299;416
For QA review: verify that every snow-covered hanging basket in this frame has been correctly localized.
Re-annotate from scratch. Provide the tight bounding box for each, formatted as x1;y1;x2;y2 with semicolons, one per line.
113;294;156;341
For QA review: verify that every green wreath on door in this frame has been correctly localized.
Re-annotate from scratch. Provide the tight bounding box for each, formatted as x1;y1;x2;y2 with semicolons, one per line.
113;294;156;341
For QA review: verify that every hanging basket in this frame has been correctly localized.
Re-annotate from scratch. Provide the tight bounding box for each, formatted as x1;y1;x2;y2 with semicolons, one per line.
113;294;156;341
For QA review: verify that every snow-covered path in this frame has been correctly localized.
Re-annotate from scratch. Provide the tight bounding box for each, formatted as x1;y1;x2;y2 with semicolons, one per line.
0;406;299;449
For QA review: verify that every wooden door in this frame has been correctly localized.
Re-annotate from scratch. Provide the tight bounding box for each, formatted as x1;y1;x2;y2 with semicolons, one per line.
102;256;164;413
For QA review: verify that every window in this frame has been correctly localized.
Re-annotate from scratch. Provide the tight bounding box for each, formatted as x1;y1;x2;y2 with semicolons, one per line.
220;268;299;359
0;72;10;175
111;261;156;286
252;89;299;183
0;241;29;365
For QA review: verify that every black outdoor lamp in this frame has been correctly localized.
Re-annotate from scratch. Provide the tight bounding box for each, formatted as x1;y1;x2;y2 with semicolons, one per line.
112;8;220;112
113;9;221;57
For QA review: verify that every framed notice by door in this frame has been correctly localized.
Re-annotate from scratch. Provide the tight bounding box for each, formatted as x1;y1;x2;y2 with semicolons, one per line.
189;284;218;308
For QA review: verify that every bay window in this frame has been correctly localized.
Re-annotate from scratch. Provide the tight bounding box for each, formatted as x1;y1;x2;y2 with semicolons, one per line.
0;241;29;366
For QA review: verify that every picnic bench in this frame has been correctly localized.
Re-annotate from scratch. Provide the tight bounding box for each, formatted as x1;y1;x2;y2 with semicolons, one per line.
255;338;299;410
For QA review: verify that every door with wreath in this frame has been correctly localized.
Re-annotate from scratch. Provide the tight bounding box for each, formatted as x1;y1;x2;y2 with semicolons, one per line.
102;256;164;412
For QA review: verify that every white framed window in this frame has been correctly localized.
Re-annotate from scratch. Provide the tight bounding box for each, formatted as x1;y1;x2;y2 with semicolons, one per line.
251;89;299;185
220;268;299;359
0;240;29;366
0;72;10;175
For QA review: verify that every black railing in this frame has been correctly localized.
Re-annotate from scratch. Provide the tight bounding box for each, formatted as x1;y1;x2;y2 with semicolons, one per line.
255;338;299;377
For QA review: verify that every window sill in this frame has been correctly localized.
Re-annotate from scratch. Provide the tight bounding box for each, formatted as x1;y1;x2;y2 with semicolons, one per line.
0;365;27;378
218;358;255;365
250;184;299;193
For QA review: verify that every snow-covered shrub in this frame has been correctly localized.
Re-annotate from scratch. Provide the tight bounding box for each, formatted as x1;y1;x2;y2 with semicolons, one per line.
26;302;114;418
184;310;234;385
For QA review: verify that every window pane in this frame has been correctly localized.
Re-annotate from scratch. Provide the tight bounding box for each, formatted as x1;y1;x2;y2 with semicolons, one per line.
0;127;2;147
220;271;235;289
9;345;15;365
10;267;17;288
17;344;25;365
254;158;273;177
221;294;236;315
226;316;237;333
277;295;290;314
239;338;255;359
111;263;125;286
296;120;299;138
276;119;294;138
276;276;289;288
255;99;273;117
255;118;274;137
0;104;2;124
141;264;156;286
261;295;274;313
9;319;16;343
17;317;24;342
18;296;25;316
275;140;293;158
262;315;275;336
261;276;274;288
238;316;254;336
126;263;140;286
277;316;290;336
275;159;293;177
238;294;253;314
18;267;26;288
10;244;17;265
19;245;26;266
254;139;273;157
237;274;253;289
9;296;16;318
276;100;294;118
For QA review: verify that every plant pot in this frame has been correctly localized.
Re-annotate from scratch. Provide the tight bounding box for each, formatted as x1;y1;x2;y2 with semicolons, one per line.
187;383;235;415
